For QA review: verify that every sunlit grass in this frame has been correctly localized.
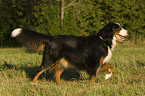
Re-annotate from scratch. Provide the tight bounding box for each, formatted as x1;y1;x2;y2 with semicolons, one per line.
0;45;144;96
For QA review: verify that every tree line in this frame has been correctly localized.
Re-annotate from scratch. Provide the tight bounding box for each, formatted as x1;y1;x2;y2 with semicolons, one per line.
0;0;144;46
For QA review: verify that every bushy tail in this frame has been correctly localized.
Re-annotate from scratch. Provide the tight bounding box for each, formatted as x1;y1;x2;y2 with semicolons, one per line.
11;28;51;51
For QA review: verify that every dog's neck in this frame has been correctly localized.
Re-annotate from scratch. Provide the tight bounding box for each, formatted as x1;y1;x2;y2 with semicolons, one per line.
98;35;116;51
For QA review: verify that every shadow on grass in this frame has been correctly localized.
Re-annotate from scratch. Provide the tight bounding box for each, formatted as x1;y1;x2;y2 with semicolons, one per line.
0;62;19;71
1;62;80;82
136;60;145;68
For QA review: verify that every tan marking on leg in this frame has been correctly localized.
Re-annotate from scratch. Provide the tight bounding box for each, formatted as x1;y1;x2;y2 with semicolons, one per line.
99;64;114;72
89;74;96;81
99;64;114;80
59;58;69;68
88;70;96;82
33;57;67;83
99;56;104;65
33;61;58;83
54;68;64;84
53;58;68;84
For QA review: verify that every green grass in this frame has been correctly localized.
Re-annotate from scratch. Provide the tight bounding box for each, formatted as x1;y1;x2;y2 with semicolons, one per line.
0;45;145;96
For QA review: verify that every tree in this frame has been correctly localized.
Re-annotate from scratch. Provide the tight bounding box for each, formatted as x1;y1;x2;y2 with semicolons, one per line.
0;0;144;46
0;0;24;46
60;0;75;29
14;0;44;29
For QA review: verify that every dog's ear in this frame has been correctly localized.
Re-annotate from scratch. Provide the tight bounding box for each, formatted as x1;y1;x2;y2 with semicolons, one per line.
105;25;114;36
105;23;114;32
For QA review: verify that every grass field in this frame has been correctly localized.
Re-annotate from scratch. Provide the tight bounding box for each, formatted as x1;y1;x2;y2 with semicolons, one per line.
0;45;144;96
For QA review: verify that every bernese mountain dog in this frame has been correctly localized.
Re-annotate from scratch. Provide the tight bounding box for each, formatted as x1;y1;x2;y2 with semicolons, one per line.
11;22;128;84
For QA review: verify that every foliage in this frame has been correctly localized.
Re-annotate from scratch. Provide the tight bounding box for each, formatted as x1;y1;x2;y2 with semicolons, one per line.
0;0;144;46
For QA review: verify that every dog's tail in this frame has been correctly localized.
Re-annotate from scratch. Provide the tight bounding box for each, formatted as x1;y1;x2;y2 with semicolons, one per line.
11;28;51;51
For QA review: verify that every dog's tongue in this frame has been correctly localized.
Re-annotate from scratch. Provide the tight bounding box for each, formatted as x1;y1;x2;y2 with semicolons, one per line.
116;35;128;41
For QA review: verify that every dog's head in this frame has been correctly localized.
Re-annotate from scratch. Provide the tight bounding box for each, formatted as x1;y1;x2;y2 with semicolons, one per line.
98;22;129;42
97;22;129;49
110;22;129;42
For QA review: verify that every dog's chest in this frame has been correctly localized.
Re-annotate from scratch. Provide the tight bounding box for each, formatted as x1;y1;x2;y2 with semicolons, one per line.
103;46;112;64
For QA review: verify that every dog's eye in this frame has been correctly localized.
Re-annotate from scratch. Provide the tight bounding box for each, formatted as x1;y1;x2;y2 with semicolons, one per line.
119;27;121;30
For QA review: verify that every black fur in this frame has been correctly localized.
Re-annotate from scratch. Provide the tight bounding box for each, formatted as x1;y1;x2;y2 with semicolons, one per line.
13;22;122;81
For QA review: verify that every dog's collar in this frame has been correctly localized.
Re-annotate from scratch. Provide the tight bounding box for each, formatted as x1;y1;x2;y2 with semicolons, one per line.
99;36;103;40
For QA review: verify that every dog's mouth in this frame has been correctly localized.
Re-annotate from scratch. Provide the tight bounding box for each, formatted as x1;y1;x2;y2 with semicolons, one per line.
115;35;128;42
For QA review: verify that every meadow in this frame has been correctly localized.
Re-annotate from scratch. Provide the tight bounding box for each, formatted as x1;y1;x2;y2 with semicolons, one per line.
0;45;144;96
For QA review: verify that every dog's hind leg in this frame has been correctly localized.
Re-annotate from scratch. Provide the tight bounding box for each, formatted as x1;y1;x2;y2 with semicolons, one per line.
53;58;71;84
54;67;64;84
33;61;58;83
37;45;54;72
99;64;114;80
37;54;53;78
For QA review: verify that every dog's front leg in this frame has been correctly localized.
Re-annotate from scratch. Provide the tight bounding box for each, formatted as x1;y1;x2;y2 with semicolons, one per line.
99;64;114;80
88;69;96;82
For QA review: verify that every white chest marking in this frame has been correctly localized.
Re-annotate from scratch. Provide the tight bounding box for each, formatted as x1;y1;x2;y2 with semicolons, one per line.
103;46;112;64
111;36;117;51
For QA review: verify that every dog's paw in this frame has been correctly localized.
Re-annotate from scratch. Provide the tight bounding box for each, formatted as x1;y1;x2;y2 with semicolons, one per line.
105;73;112;80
